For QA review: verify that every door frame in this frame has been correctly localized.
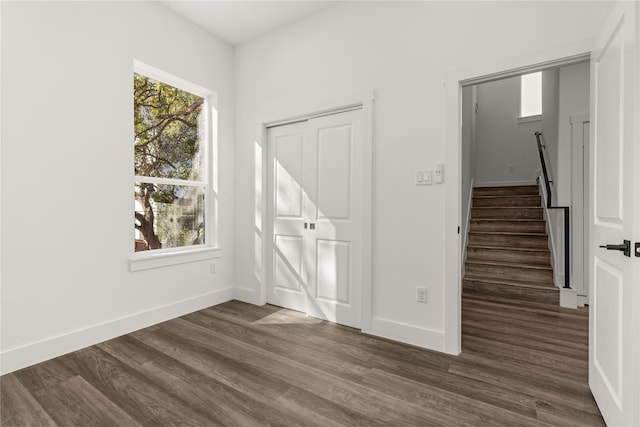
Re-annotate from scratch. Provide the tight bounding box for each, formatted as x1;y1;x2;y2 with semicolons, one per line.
256;93;375;333
444;41;595;355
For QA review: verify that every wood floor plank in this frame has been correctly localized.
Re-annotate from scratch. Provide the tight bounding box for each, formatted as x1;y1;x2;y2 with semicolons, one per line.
131;324;371;426
534;399;605;427
198;304;542;420
448;359;600;415
361;368;546;427
31;375;142;427
11;356;76;395
0;296;604;426
0;374;57;427
461;334;589;378
58;345;216;426
141;318;433;425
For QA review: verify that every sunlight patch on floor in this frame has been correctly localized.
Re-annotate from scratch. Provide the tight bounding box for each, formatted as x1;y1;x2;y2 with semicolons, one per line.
252;309;323;325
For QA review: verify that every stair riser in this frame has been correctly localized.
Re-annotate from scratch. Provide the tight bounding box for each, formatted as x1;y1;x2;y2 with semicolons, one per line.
466;264;553;283
471;208;543;220
466;247;551;265
473;186;539;197
469;221;546;233
473;196;541;208
463;279;559;305
469;233;549;249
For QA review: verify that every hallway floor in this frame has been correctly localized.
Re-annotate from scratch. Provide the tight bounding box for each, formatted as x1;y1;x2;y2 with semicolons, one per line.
1;298;602;426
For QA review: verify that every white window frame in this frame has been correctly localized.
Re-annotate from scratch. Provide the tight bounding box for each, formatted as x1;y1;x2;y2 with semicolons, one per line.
130;61;220;271
519;71;542;122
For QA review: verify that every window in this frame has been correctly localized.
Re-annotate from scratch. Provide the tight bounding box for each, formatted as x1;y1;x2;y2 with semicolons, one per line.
133;65;211;254
520;71;542;118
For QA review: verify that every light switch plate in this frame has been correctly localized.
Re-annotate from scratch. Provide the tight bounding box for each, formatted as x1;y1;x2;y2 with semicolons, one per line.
434;162;443;183
423;169;432;184
416;169;432;185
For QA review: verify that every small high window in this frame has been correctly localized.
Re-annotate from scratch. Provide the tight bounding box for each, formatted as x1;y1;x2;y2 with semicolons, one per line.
133;66;211;252
520;72;542;118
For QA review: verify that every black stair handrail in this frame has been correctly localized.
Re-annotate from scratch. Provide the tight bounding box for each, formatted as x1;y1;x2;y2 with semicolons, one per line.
535;131;571;289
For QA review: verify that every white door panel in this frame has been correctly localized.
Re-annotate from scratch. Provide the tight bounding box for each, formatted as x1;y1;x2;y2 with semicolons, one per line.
589;2;640;425
269;122;308;314
267;109;363;329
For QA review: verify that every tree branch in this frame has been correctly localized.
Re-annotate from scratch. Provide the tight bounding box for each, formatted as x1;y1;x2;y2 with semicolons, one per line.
155;98;203;120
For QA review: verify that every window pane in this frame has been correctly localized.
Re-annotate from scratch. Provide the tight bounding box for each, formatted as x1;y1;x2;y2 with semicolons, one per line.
521;72;542;117
134;183;205;251
134;73;205;181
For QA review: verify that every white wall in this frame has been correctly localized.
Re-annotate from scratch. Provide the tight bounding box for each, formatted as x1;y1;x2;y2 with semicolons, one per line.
234;1;613;351
474;77;541;186
558;62;590;206
0;1;235;373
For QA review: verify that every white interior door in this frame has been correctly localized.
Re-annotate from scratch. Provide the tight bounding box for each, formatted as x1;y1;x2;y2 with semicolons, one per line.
589;2;640;425
268;121;309;315
267;109;363;329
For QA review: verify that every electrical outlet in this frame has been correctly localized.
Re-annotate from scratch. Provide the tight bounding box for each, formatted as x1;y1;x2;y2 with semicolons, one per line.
210;262;217;274
417;287;428;303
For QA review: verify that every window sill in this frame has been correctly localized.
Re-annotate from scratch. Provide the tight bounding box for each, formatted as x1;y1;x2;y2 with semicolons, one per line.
518;114;542;124
129;246;222;272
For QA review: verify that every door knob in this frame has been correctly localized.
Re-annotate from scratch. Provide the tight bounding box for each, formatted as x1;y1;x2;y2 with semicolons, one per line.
599;240;631;257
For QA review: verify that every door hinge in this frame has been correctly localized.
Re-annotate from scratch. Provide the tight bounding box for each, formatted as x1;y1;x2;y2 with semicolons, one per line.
457;226;460;234
635;242;640;257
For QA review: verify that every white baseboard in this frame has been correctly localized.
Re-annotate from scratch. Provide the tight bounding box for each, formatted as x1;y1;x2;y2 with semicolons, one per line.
578;295;589;307
233;286;260;305
369;317;445;352
474;180;537;187
560;288;578;309
0;287;234;375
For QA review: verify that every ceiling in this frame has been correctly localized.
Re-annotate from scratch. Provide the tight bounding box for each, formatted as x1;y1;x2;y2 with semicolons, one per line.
160;1;335;46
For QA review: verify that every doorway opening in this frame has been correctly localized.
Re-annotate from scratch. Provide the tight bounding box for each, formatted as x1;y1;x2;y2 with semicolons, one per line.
459;55;591;316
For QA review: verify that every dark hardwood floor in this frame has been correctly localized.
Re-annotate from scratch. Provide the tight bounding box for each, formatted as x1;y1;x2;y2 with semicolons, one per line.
1;297;603;426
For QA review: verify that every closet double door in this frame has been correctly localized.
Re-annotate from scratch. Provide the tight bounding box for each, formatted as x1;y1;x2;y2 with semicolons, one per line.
267;109;363;328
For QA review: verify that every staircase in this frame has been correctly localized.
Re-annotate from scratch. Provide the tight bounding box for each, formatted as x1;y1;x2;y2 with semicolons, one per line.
463;185;559;305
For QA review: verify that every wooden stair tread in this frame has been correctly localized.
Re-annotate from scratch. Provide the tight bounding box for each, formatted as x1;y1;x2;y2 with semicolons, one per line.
471;219;545;222
472;207;542;210
466;244;550;253
465;259;552;271
473;195;540;199
463;274;558;290
474;185;538;190
469;231;547;237
465;185;557;305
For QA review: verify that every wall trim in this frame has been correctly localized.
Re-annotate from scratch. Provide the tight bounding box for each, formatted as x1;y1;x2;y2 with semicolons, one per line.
0;287;234;375
369;317;445;351
233;286;260;305
560;288;578;309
